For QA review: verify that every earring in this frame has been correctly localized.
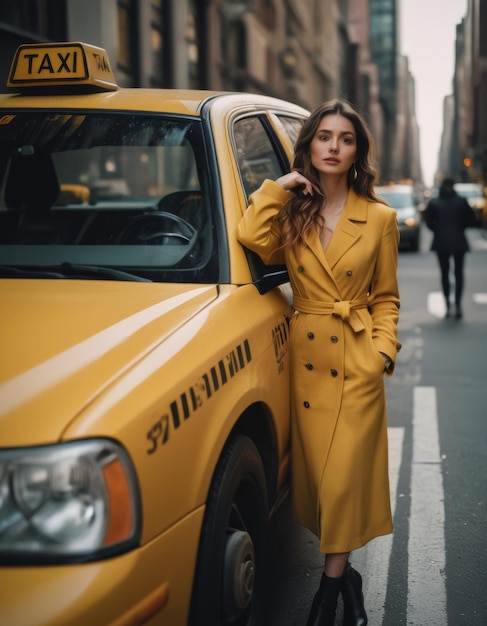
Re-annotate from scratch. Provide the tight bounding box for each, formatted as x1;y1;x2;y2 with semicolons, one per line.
352;164;358;181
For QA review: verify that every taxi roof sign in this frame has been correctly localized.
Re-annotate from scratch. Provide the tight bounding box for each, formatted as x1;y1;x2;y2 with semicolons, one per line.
7;42;118;92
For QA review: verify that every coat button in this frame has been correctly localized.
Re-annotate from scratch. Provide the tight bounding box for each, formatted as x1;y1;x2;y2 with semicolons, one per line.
306;363;313;370
330;369;338;377
307;332;315;339
330;336;338;343
303;401;310;408
347;270;352;276
297;265;304;272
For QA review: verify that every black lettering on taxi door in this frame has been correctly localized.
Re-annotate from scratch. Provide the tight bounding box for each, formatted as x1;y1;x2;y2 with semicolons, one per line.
146;415;169;454
145;339;253;454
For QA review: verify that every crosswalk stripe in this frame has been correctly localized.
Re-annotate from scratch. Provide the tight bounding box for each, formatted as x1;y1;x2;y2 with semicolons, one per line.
429;291;487;316
407;386;447;625
428;291;447;318
352;427;404;624
473;293;487;304
471;236;487;250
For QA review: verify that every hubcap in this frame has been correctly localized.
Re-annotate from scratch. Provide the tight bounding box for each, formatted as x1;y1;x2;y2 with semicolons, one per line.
223;529;255;621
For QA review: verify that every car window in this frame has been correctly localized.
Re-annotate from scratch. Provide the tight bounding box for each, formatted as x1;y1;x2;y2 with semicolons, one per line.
276;115;305;147
233;116;287;198
0;113;219;283
377;192;416;209
232;115;290;289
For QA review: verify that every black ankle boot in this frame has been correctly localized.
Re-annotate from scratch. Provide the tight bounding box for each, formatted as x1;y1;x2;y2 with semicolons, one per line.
341;563;368;625
306;572;342;626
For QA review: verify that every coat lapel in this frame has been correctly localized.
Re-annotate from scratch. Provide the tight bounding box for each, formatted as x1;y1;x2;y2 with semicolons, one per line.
306;229;333;275
304;191;369;278
324;192;368;269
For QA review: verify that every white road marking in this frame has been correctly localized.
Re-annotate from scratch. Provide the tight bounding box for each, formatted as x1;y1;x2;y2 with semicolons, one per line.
428;291;447;318
473;293;487;304
471;235;487;250
407;386;447;626
352;427;404;625
429;291;487;316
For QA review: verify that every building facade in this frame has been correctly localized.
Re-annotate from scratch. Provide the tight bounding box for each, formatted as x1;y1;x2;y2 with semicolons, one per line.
10;0;483;187
438;0;487;187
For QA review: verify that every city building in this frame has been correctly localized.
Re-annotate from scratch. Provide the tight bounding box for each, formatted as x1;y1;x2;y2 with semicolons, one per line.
439;0;487;188
6;0;480;187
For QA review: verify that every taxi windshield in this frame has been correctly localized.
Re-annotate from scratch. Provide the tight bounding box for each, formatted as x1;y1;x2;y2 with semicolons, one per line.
0;112;218;283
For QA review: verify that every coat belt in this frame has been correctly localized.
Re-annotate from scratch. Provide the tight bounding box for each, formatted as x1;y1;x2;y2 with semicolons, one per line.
292;295;369;332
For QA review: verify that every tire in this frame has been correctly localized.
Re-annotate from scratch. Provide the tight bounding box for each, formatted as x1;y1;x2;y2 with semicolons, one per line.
189;435;269;626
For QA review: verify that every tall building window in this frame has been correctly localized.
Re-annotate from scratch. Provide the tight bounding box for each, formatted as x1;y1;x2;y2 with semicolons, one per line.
117;0;138;86
150;0;171;87
0;0;66;39
187;9;199;89
254;0;275;30
188;0;210;89
220;18;247;91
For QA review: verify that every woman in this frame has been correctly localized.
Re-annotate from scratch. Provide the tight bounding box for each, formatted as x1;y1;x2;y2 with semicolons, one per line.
237;99;401;625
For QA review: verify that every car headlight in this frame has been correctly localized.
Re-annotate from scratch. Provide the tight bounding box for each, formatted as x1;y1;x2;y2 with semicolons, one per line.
395;207;417;228
0;439;141;564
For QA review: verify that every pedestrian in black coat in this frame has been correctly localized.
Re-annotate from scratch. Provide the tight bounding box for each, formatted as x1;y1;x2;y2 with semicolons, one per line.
423;177;477;318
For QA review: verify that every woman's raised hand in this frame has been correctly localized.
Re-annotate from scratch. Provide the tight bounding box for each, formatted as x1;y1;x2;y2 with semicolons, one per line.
276;171;314;196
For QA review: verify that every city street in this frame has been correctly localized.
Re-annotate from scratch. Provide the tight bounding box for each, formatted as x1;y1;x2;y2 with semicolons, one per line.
264;224;487;626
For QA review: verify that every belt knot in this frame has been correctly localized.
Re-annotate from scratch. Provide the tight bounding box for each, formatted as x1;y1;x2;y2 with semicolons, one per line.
292;295;369;332
333;300;352;321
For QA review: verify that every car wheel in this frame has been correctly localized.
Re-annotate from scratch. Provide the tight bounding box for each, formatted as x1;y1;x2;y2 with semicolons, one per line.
189;435;269;626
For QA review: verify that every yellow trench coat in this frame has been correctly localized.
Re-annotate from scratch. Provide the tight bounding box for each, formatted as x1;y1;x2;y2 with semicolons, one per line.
237;180;401;553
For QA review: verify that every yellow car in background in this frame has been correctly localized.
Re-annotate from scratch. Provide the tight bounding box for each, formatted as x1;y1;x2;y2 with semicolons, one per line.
454;182;485;226
0;42;309;626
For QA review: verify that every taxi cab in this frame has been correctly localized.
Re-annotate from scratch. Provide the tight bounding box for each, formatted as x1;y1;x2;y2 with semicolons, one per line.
0;43;309;625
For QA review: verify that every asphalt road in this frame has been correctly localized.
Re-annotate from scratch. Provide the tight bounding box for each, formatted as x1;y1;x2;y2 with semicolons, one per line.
264;224;487;626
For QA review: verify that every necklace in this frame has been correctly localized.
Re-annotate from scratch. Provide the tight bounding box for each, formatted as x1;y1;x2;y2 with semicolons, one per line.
320;200;346;234
327;205;345;216
321;201;346;218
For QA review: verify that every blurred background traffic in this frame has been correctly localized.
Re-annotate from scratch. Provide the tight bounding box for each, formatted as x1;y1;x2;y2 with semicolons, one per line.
0;0;484;231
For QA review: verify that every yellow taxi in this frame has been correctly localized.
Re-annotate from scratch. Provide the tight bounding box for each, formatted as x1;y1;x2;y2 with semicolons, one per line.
0;43;309;625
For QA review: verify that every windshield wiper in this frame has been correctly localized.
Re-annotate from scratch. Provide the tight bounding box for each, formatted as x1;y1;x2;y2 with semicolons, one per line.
0;263;151;282
0;266;65;278
60;263;151;282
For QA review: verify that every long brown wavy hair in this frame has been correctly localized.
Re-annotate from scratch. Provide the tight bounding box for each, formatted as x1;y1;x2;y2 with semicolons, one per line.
275;98;385;249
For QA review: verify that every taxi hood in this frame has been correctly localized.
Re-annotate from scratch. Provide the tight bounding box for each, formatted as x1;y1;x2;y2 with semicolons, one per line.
0;280;218;446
